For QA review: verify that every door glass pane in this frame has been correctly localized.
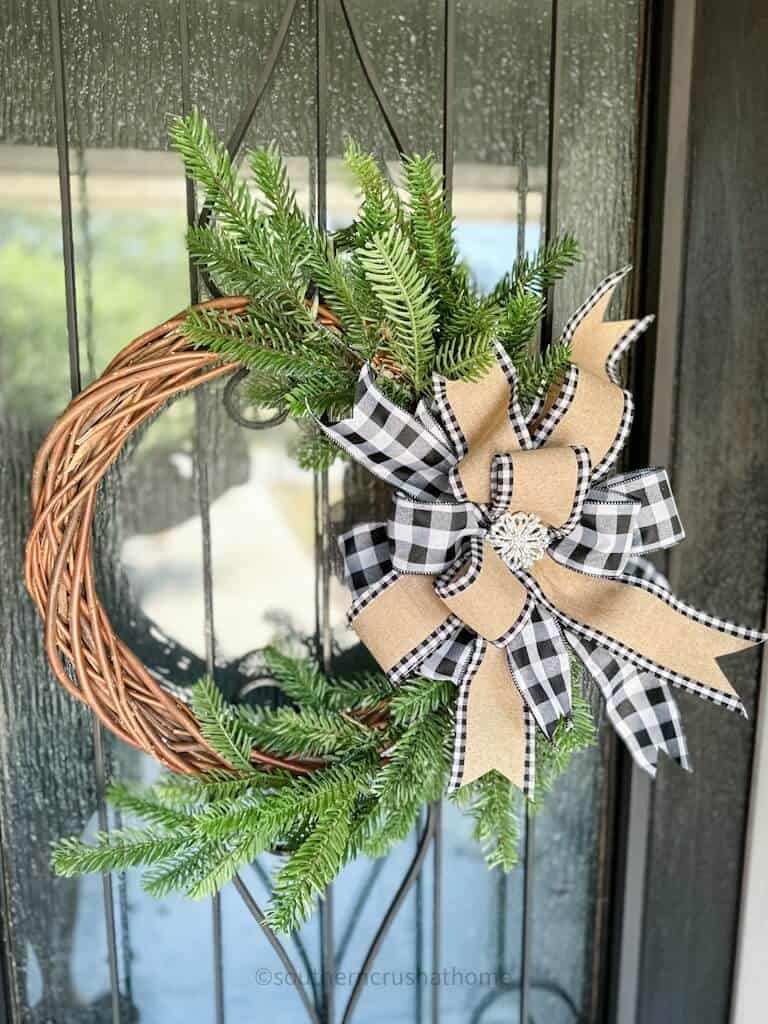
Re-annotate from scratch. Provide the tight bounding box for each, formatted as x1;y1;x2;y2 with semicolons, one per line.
0;1;645;1020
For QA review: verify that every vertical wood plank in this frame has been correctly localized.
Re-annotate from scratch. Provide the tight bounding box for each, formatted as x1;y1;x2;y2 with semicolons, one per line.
638;1;768;1020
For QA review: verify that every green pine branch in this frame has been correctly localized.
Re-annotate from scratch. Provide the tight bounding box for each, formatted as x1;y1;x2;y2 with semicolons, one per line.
51;648;597;932
191;676;255;773
461;771;522;872
489;234;582;303
401;153;461;307
360;226;438;391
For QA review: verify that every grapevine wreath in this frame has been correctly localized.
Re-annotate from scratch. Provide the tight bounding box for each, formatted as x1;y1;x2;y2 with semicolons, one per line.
27;112;764;934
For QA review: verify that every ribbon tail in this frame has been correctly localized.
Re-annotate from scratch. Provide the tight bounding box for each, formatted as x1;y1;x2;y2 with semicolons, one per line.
448;639;536;799
566;631;691;775
528;554;764;714
502;599;572;738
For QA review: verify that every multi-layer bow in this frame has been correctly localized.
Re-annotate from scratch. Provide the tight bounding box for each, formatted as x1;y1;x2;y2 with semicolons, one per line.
322;268;765;795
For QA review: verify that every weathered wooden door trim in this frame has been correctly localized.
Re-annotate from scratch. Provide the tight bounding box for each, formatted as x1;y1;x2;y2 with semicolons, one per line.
611;0;768;1020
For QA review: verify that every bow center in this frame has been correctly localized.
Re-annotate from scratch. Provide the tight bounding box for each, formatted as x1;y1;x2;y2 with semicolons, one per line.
487;511;549;571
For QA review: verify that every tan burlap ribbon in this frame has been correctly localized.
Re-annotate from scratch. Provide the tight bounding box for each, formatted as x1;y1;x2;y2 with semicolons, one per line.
336;269;764;793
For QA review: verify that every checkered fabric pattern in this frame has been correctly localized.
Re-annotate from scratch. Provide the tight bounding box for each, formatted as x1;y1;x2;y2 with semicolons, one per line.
492;343;533;449
607;468;684;552
387;614;463;685
560;265;632;345
318;365;455;499
567;631;690;775
434;536;485;599
488;452;515;519
432;375;468;460
448;638;487;793
605;315;655;387
346;569;400;624
521;567;753;715
339;523;392;599
389;495;485;574
530;364;579;447
502;601;572;738
327;296;764;796
549;466;686;576
419;625;477;683
522;704;536;800
447;637;537;798
531;268;654;480
623;554;670;590
549;494;639;576
556;445;593;535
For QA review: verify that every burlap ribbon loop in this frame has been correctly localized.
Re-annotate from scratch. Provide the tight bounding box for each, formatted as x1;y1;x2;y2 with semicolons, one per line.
331;269;766;796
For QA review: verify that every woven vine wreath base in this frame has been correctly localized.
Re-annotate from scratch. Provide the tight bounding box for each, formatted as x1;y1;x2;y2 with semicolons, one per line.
24;297;376;778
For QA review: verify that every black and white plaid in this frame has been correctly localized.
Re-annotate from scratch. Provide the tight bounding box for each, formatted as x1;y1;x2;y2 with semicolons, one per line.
522;565;754;716
502;601;572;738
623;554;670;590
560;265;631;345
339;523;392;599
522;704;536;800
530;364;579;447
388;614;463;685
325;283;764;795
447;637;537;798
319;365;455;499
389;494;485;574
606;468;684;551
448;637;487;793
432;375;468;460
550;466;684;576
605;315;655;387
493;343;533;449
434;536;485;599
488;452;515;519
549;494;638;576
419;624;478;683
567;631;690;775
556;444;593;535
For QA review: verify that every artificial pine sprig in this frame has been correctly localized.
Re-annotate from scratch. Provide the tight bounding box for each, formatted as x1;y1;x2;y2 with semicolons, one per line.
168;110;584;468
52;652;597;933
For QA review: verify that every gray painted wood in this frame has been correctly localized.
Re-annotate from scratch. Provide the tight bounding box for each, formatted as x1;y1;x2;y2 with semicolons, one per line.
638;1;768;1020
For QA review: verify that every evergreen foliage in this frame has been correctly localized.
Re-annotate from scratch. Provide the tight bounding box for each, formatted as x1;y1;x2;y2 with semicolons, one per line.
168;110;584;467
50;117;599;933
52;653;597;933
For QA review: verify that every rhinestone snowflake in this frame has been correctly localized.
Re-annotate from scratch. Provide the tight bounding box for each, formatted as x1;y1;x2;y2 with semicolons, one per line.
487;511;549;571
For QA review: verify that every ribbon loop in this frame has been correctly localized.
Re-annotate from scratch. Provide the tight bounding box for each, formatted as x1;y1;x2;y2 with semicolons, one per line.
389;494;485;574
433;344;532;502
437;541;530;643
603;468;684;553
549;467;685;577
488;445;592;533
548;494;640;576
318;365;455;499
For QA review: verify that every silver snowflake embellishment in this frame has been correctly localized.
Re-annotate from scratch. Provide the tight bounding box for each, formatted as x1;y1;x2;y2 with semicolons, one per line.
488;511;550;571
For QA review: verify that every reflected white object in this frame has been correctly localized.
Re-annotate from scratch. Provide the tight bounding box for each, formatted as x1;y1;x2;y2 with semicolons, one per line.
488;511;549;571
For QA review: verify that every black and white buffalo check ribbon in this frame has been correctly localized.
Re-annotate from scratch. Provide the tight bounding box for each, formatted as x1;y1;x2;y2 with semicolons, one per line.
321;268;766;795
